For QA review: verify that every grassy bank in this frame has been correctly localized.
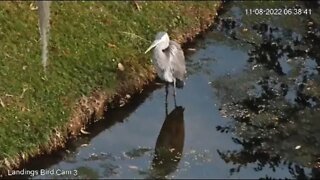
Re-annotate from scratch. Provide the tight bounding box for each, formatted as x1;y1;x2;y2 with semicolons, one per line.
0;1;221;174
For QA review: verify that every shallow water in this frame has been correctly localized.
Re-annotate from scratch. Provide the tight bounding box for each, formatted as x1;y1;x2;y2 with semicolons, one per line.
15;1;320;179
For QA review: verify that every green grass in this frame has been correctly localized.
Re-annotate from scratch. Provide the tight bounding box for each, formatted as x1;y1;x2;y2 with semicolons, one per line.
0;1;221;171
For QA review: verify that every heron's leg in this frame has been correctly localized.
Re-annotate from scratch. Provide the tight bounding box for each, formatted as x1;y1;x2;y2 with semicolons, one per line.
165;82;168;116
173;79;177;107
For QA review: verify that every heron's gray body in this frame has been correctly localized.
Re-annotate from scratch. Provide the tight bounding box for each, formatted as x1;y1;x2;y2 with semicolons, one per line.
145;32;186;89
153;40;186;85
145;32;186;106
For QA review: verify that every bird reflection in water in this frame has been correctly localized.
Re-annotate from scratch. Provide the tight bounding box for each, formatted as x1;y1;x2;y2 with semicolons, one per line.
148;106;185;179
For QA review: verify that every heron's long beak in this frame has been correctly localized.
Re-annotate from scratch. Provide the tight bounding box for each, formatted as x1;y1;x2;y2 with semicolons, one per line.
144;39;161;54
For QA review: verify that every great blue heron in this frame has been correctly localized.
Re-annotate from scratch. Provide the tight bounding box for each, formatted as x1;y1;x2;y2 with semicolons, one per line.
145;32;187;107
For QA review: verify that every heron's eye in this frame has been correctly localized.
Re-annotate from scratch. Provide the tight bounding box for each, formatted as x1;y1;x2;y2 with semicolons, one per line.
162;49;165;52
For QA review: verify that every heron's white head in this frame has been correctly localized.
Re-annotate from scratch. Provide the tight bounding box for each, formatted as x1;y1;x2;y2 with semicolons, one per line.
144;32;170;54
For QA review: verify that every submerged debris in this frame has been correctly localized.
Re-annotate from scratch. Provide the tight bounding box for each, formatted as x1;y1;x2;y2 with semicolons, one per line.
128;165;139;170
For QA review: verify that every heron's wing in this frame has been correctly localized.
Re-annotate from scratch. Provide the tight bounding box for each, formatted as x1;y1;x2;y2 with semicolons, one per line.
168;40;186;81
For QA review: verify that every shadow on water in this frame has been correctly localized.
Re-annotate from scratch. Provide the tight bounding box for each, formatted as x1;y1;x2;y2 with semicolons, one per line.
9;1;320;179
148;106;185;179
